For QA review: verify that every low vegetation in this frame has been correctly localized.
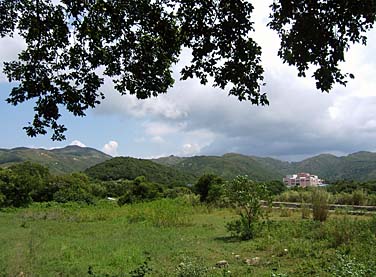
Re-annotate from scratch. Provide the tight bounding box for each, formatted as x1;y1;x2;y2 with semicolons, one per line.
1;199;376;276
2;161;376;275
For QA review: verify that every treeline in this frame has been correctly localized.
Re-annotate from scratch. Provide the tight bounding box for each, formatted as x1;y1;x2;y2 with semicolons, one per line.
276;181;376;206
0;162;193;208
4;161;376;209
0;162;287;209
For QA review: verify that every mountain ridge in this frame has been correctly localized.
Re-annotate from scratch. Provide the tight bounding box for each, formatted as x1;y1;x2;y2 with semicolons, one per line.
2;146;376;181
153;151;376;182
0;146;111;174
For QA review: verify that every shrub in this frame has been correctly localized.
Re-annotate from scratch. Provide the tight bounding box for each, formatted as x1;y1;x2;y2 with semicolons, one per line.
132;181;163;200
311;189;329;222
279;205;292;217
352;189;368;206
301;203;311;219
164;187;192;199
88;255;152;277
225;176;270;240
194;174;224;203
87;182;107;198
53;186;95;204
118;191;136;206
276;190;301;202
51;174;95;204
367;194;376;206
328;253;376;276
102;179;134;197
323;217;355;247
264;180;286;195
368;215;376;236
333;192;353;205
175;256;208;277
0;192;5;207
0;170;33;207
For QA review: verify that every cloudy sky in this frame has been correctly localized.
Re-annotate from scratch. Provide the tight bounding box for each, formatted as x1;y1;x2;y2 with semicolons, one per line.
1;1;376;161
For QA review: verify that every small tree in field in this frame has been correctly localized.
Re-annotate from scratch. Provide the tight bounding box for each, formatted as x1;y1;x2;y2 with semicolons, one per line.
225;176;270;240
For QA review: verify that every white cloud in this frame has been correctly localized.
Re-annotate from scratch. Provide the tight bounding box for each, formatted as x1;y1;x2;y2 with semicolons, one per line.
0;33;26;83
102;141;119;156
143;121;185;137
150;136;165;144
70;140;86;147
182;143;201;156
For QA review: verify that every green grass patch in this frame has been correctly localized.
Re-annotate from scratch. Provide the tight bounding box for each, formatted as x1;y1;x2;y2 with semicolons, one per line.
1;199;376;276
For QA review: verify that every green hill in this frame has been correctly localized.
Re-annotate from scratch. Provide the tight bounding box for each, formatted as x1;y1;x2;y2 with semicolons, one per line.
289;152;376;181
84;157;196;186
0;146;111;174
155;151;376;182
3;145;376;182
154;153;283;181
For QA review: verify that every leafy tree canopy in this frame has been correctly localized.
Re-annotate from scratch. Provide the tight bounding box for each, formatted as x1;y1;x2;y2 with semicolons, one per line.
1;0;375;139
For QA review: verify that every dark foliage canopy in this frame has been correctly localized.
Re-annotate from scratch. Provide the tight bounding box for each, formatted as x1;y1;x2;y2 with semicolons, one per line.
1;0;375;139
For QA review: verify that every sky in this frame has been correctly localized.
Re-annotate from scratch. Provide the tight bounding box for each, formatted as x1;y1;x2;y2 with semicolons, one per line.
1;1;376;161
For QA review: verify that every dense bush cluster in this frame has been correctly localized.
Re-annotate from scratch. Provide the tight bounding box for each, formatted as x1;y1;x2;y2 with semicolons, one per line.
0;162;193;208
275;187;376;206
4;160;376;218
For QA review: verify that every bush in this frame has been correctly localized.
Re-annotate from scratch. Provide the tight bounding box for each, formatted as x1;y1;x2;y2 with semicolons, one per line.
264;180;286;195
333;192;353;205
275;190;301;202
225;176;270;240
102;179;134;197
175;256;208;277
53;186;95;204
311;189;329;222
8;162;51;203
194;174;224;203
164;187;192;199
0;192;5;207
301;203;311;219
279;205;292;217
132;181;163;200
118;191;136;206
352;189;368;206
328;253;376;276
0;169;33;207
51;173;96;204
322;217;356;247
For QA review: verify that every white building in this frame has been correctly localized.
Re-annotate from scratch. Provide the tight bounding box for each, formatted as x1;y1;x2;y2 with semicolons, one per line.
283;173;323;188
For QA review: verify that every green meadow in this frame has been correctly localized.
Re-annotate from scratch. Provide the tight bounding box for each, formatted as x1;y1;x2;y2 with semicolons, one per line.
1;198;376;276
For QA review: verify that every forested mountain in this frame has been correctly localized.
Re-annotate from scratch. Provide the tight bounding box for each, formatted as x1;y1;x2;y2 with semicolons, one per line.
84;157;196;186
154;152;376;182
3;145;376;182
0;146;111;174
153;153;284;181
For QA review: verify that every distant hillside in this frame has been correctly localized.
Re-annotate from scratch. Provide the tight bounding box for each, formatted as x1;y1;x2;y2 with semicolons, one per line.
85;157;196;186
0;146;111;174
154;153;284;181
154;151;376;182
3;145;376;182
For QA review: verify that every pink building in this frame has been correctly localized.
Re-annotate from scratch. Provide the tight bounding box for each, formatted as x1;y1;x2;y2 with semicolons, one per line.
283;173;322;188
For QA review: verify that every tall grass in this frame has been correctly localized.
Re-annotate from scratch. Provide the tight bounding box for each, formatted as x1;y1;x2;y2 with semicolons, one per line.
311;189;329;222
124;198;200;227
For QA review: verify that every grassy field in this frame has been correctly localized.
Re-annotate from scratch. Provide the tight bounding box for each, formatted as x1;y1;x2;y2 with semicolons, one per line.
1;198;376;276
